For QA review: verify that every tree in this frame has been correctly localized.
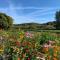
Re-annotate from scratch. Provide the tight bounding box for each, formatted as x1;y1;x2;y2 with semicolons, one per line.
55;11;60;29
0;13;13;30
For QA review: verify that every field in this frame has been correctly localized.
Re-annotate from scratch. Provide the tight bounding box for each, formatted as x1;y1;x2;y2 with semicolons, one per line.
0;30;60;60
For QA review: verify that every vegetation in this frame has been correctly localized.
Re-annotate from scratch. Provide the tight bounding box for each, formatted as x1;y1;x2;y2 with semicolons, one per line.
55;11;60;29
0;13;13;30
0;30;60;60
13;10;60;30
0;11;60;60
0;10;60;30
13;21;56;31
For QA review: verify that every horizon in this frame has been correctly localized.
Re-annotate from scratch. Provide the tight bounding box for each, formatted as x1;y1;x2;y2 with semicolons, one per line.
13;20;54;24
0;0;60;24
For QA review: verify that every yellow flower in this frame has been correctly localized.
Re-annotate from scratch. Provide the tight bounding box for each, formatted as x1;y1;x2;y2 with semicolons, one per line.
43;47;49;53
0;49;4;52
57;46;59;51
20;34;24;39
53;46;58;52
0;45;4;52
53;53;57;57
47;55;51;60
53;57;57;60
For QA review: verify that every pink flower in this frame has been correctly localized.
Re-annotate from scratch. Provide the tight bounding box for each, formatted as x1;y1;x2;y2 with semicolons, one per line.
25;32;34;38
48;40;55;45
25;32;30;38
43;43;49;48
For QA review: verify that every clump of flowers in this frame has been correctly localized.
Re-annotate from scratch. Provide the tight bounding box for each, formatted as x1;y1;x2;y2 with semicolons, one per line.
15;41;20;47
1;31;60;60
42;40;60;60
19;31;24;39
25;31;34;38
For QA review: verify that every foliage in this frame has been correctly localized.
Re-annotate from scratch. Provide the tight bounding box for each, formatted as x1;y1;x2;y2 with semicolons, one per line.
0;30;60;60
55;11;60;29
0;13;13;30
13;22;56;31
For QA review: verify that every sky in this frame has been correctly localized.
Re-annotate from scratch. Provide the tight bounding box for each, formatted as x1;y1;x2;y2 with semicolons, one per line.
0;0;60;24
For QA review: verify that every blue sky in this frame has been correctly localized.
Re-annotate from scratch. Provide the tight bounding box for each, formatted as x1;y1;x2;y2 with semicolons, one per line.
0;0;60;24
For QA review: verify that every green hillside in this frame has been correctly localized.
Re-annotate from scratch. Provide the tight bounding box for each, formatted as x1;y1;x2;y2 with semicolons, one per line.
13;21;56;30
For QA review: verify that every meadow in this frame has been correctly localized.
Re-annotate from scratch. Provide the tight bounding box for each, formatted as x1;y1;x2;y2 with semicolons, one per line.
0;30;60;60
0;0;60;60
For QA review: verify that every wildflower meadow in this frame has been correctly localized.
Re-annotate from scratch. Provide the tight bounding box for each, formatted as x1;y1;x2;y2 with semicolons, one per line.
0;30;60;60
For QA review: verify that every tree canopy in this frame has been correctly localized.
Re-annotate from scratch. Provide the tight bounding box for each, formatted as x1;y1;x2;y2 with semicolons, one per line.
0;13;13;30
55;11;60;29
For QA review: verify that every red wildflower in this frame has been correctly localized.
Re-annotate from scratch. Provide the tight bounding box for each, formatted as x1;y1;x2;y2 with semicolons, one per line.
16;41;20;47
53;57;57;60
22;54;26;58
18;57;20;60
27;58;30;60
25;48;29;53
